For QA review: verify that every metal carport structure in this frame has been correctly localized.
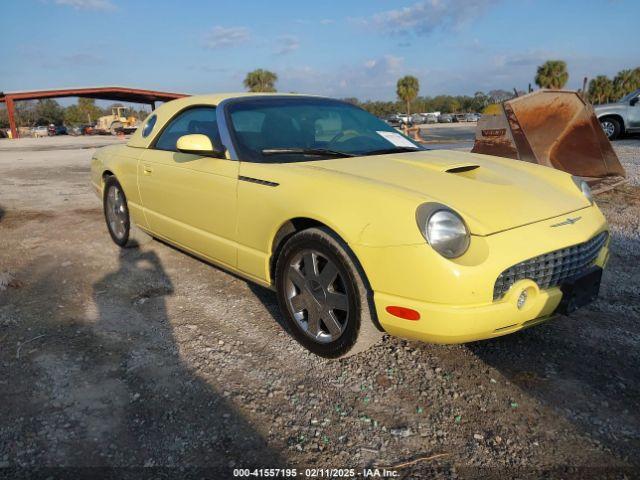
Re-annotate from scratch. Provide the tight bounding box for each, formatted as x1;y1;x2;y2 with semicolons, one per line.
0;86;188;139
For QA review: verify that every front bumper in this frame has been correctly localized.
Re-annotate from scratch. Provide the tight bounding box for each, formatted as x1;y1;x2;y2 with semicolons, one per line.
354;205;609;344
374;280;561;344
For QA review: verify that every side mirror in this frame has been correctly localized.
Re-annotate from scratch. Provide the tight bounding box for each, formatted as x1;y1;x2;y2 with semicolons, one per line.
176;134;225;157
630;97;639;106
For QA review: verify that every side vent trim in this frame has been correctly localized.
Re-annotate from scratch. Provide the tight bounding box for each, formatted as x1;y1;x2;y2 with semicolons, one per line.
238;176;279;187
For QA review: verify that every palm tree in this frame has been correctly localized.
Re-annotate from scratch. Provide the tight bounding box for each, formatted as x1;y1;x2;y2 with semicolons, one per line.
633;67;640;88
243;69;278;93
396;75;420;115
613;69;637;100
588;75;614;104
534;60;569;89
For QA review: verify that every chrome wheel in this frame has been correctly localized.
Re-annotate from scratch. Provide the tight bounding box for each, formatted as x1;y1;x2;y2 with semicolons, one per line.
284;249;350;343
600;120;615;139
106;185;127;240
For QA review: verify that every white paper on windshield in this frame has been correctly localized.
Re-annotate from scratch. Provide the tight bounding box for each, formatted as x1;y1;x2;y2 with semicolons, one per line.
376;131;417;148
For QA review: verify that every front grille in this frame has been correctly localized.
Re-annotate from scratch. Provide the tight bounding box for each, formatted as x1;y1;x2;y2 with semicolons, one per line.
493;231;608;301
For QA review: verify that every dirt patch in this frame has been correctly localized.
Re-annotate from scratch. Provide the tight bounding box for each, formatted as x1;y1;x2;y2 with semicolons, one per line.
72;207;102;218
600;183;640;205
0;208;100;229
2;164;89;183
0;210;55;228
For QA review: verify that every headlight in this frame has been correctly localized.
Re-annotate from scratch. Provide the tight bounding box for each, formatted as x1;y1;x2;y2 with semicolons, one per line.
416;203;470;258
572;176;594;205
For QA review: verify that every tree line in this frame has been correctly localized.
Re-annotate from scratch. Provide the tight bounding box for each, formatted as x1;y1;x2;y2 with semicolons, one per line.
588;69;640;104
534;61;640;104
0;98;150;129
241;62;640;118
3;62;637;129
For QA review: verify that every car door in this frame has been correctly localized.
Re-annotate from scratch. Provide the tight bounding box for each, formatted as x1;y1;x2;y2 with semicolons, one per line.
628;93;640;129
138;106;239;269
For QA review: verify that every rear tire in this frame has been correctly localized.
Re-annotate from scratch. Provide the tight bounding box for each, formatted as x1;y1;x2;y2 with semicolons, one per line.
103;176;152;248
275;227;383;358
600;117;621;140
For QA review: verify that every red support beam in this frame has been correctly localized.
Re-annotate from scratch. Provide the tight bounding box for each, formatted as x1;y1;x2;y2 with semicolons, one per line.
0;86;189;139
6;97;18;139
1;86;187;103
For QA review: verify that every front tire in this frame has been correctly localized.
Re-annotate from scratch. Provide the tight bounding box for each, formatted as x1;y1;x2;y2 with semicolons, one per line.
103;176;151;248
275;227;382;358
600;117;621;140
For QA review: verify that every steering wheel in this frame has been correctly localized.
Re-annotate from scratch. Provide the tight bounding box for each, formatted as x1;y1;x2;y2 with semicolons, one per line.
327;129;360;147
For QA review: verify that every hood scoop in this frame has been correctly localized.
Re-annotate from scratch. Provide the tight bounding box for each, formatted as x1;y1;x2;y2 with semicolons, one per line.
397;157;481;174
445;164;480;174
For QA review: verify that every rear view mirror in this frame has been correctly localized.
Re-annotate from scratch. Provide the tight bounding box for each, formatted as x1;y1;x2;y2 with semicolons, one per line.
630;97;639;106
176;134;225;157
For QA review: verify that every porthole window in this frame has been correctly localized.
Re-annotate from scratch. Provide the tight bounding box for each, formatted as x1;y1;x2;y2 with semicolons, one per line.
142;114;157;138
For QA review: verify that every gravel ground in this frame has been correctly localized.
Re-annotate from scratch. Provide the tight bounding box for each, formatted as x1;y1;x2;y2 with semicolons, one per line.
0;136;638;478
611;138;640;186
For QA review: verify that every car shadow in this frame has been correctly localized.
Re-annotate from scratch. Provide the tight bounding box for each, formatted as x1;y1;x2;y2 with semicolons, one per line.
1;246;286;471
0;205;5;222
467;224;640;464
246;282;291;334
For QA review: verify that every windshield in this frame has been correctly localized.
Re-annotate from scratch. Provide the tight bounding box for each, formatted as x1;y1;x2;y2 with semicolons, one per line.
619;89;640;103
226;97;424;163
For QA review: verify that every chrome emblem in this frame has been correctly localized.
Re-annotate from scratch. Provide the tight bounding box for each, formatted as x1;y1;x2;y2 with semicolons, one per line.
551;216;582;227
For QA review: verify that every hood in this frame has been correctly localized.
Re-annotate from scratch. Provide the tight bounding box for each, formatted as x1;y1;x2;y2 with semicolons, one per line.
302;150;590;236
594;102;624;112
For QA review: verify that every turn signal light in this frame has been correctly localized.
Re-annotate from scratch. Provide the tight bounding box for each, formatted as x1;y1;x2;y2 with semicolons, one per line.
385;306;420;321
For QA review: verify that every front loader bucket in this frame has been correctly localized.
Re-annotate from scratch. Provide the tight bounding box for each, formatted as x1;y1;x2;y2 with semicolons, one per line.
472;90;626;182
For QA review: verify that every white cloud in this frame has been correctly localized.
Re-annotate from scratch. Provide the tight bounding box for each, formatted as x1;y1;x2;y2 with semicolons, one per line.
203;26;251;49
274;35;300;55
364;55;404;76
277;55;409;99
53;0;115;10
494;51;553;68
365;0;498;36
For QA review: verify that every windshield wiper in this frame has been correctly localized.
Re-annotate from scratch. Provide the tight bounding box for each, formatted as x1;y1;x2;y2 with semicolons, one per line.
363;146;423;156
261;148;356;158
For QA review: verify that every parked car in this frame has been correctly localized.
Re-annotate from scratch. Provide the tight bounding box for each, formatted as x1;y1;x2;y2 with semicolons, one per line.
33;126;49;138
453;113;467;123
423;113;438;124
92;93;608;358
594;88;640;140
438;114;453;123
383;114;402;128
48;124;67;136
68;124;91;136
464;113;480;122
385;114;413;128
411;113;426;124
397;114;411;124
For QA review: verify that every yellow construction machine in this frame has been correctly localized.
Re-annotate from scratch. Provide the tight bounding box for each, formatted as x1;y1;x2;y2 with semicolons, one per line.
95;107;139;135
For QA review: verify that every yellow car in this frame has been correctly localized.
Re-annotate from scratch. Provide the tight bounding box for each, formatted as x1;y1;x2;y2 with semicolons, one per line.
91;93;609;358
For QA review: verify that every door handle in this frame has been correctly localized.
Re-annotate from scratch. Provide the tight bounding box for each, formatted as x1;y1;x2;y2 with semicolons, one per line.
143;165;153;175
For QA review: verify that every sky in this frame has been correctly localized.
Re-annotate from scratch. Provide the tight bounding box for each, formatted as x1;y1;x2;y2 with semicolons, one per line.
1;0;638;102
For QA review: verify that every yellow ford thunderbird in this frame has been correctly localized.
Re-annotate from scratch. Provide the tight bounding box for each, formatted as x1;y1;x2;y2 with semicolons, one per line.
91;93;609;358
